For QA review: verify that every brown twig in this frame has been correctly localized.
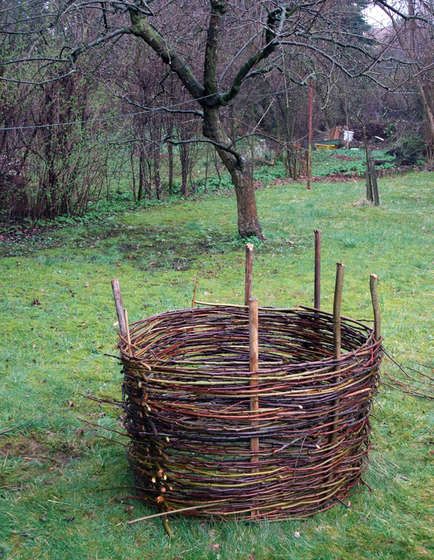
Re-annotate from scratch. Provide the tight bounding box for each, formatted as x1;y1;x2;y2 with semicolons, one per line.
111;279;127;338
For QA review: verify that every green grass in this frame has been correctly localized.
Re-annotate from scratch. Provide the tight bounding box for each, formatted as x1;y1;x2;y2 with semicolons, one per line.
0;171;433;560
312;148;396;176
1;148;395;233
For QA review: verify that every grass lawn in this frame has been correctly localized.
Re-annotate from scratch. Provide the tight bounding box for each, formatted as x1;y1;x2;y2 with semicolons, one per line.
0;171;432;560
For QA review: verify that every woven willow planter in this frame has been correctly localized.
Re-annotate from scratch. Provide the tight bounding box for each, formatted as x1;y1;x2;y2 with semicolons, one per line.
112;235;383;522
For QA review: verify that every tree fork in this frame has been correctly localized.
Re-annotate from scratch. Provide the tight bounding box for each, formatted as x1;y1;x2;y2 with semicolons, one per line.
130;4;263;239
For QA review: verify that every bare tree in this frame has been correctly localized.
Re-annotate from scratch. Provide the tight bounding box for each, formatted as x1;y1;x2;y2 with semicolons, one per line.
2;1;427;232
385;0;433;160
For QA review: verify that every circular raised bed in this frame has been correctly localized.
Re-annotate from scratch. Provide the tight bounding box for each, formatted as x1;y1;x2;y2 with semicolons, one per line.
119;303;382;520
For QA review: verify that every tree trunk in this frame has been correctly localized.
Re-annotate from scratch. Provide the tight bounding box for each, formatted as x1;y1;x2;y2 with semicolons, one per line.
153;148;161;200
367;159;380;206
138;146;145;200
203;107;262;238
231;164;262;238
167;141;174;194
371;162;380;206
219;151;261;238
204;145;210;192
306;81;314;190
407;0;433;163
130;147;137;201
180;143;190;196
128;3;273;238
419;83;434;162
361;121;380;205
166;121;175;194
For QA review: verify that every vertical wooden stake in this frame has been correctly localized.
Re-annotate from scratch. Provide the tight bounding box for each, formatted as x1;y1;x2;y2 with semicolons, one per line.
333;263;345;359
249;297;259;518
314;230;321;310
245;243;254;306
111;279;127;339
329;263;345;449
124;308;131;347
370;274;381;340
249;298;259;460
191;275;199;308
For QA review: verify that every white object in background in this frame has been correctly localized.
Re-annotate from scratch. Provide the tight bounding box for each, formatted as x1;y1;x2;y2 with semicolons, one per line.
343;130;354;143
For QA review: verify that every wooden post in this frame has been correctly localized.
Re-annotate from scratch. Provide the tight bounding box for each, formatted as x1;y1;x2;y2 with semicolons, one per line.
249;298;259;460
306;80;314;190
360;118;380;205
333;263;345;360
249;296;259;518
314;230;321;309
371;163;380;206
329;263;344;448
191;275;199;308
370;274;381;340
111;279;127;339
245;243;254;306
124;308;131;347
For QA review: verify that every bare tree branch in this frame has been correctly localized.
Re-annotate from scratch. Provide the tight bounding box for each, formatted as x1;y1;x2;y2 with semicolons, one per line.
128;8;205;100
220;4;298;105
374;0;433;23
165;135;243;165
69;27;130;62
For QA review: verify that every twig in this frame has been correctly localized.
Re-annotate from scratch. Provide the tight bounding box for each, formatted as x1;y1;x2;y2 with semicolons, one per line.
111;279;127;338
125;502;225;525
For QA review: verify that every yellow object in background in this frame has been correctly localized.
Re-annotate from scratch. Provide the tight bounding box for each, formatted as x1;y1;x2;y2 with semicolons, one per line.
315;143;336;150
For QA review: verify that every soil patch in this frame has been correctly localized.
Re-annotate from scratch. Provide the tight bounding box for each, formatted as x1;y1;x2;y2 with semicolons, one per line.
0;435;80;467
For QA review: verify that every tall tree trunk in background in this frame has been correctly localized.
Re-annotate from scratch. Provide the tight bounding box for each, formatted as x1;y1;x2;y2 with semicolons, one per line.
138;146;146;200
408;0;434;162
145;160;152;198
204;145;210;192
167;141;174;194
166;121;175;194
200;0;263;238
130;147;137;201
203;106;261;237
361;120;380;206
306;81;314;190
153;148;161;200
419;84;434;161
229;104;236;144
180;143;190;196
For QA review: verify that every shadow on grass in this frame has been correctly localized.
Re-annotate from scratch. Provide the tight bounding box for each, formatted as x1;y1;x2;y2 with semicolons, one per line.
0;219;308;272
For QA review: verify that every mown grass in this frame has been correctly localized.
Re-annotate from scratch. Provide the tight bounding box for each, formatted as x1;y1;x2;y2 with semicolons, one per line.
0;147;395;236
311;148;395;176
0;171;433;560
